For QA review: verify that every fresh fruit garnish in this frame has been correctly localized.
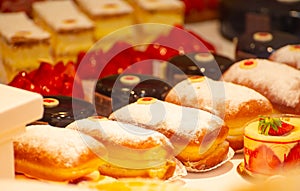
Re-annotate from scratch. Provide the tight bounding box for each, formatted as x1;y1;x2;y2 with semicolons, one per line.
9;60;84;99
284;143;300;168
258;116;295;136
248;145;281;175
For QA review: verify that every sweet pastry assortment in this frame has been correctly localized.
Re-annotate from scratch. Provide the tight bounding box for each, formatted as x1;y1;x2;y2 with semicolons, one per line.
2;1;300;190
243;115;300;177
0;12;51;83
109;97;230;172
165;76;273;151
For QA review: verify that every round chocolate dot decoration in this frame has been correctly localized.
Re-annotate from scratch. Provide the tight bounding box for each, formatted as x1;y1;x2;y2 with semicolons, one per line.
41;96;95;127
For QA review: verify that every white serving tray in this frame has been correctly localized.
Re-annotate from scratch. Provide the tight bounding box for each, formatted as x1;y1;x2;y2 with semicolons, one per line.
0;84;43;179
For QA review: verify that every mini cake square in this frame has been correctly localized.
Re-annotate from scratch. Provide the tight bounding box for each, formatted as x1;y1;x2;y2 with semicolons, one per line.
75;0;135;40
134;0;185;26
32;0;95;62
0;12;51;83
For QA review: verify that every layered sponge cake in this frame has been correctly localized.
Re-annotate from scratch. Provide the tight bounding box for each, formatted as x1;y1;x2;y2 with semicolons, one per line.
0;12;51;83
243;114;300;177
75;0;135;40
32;0;94;62
133;0;185;26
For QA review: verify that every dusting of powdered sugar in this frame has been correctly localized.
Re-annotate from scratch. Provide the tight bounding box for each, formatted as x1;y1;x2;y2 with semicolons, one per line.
109;99;225;140
167;77;270;116
223;59;300;108
66;119;170;147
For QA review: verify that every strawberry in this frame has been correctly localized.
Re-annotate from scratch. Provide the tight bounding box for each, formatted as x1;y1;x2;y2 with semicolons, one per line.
284;143;300;168
258;116;295;136
248;145;282;175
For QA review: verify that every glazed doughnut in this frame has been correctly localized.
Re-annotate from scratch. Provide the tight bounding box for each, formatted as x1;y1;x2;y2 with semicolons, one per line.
13;125;106;182
223;58;300;114
66;117;179;180
269;44;300;69
108;98;229;171
164;76;273;151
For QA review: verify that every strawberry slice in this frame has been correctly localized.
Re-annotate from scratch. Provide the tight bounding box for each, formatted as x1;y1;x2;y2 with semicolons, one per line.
268;121;295;136
258;116;295;136
284;143;300;168
248;145;282;175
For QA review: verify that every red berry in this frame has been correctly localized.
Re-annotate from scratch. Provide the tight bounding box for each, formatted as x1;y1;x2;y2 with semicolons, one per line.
284;143;300;168
268;121;295;136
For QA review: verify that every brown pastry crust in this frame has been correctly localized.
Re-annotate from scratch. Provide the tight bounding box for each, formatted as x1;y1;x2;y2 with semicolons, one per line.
98;160;176;180
13;125;106;182
182;141;229;170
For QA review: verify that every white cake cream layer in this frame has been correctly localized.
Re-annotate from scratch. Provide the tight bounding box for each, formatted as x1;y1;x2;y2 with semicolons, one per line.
75;0;133;17
136;0;184;11
223;59;300;109
32;0;94;32
134;0;185;28
0;12;51;82
0;12;50;43
75;0;134;40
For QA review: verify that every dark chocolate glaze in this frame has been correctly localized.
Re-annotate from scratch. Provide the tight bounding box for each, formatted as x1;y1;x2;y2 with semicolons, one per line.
166;52;234;85
220;0;300;40
41;96;95;127
95;74;172;111
236;31;300;61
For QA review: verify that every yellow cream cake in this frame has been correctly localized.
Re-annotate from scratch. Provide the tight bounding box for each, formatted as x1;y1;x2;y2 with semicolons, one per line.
243;114;300;178
0;12;51;83
75;0;135;40
133;0;185;26
32;0;94;62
